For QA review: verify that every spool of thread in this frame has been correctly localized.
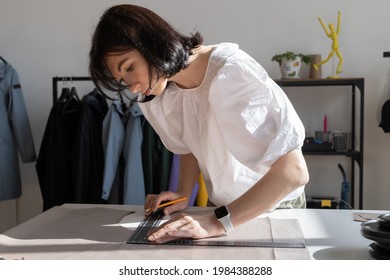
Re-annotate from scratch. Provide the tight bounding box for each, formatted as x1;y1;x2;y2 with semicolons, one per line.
309;54;322;79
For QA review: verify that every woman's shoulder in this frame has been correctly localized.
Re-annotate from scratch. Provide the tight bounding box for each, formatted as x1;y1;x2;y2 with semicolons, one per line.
209;43;267;81
211;42;239;54
210;43;242;63
210;43;260;72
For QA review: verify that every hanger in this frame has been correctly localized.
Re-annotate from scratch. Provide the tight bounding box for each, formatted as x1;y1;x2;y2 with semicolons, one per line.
63;78;81;114
69;85;80;102
58;87;71;103
67;77;80;101
58;77;71;102
0;56;7;64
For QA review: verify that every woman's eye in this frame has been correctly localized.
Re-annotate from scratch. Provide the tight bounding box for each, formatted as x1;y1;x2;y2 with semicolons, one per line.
126;65;133;72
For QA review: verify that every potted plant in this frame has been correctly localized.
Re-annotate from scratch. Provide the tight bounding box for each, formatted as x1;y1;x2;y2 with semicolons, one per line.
271;52;312;79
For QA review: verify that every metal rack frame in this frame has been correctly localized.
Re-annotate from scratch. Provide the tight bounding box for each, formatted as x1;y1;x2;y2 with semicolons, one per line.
52;76;91;104
275;78;365;209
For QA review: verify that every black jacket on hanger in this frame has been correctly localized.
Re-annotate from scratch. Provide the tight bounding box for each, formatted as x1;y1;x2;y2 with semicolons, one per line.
142;121;173;195
72;90;108;203
36;90;80;211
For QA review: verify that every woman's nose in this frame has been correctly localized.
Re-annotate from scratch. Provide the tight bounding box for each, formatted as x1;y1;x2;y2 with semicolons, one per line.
128;82;141;94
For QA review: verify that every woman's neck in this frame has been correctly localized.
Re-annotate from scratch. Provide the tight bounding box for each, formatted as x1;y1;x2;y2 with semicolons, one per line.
169;45;213;89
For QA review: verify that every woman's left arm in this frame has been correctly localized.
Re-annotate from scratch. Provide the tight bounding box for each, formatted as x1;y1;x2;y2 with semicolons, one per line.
228;149;309;228
147;149;309;243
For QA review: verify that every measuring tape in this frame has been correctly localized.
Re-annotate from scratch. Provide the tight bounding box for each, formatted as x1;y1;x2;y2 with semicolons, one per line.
126;210;306;248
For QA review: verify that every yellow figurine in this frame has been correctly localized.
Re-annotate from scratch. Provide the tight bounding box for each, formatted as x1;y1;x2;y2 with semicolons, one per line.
314;11;343;78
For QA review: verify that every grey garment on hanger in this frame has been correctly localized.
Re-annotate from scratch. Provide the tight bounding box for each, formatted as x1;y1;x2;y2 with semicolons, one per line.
122;102;145;205
0;62;36;201
101;100;125;202
101;100;145;205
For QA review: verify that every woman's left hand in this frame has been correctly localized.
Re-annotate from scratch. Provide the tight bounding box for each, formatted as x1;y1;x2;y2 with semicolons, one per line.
147;213;226;244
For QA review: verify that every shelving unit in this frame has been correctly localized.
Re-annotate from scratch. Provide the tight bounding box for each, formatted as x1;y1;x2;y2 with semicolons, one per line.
275;78;364;209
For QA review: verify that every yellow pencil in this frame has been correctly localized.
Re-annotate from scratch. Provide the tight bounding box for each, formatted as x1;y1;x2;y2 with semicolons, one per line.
145;197;188;212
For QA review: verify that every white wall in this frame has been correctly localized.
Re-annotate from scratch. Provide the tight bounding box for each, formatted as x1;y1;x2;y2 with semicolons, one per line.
1;0;390;231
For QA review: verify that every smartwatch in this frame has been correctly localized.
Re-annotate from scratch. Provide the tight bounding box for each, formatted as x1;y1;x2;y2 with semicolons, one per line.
214;205;234;233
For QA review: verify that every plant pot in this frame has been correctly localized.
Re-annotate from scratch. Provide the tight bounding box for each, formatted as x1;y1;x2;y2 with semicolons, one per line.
280;57;302;79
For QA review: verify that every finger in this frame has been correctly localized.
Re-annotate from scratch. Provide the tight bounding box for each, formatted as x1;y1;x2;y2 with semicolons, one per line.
162;201;187;216
148;215;189;241
150;233;182;244
152;229;191;244
151;219;196;244
144;194;156;208
144;193;167;213
144;195;159;215
147;192;182;213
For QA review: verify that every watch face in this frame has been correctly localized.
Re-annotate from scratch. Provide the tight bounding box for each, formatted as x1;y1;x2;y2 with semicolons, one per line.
214;206;229;219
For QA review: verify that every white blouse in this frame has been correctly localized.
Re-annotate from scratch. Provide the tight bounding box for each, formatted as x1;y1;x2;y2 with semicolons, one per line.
139;43;305;208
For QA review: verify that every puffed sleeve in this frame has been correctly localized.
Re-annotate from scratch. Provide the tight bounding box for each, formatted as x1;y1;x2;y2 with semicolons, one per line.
208;57;305;172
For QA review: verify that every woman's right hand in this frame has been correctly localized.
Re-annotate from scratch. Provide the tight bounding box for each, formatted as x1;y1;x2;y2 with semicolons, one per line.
144;191;189;216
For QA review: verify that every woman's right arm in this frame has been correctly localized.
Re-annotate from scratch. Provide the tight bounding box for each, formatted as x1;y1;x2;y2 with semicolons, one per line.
176;153;201;198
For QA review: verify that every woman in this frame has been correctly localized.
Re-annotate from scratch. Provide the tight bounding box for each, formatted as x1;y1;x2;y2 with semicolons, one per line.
89;4;309;243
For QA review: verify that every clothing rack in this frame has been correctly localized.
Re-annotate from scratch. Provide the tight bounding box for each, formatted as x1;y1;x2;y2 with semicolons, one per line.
52;76;91;104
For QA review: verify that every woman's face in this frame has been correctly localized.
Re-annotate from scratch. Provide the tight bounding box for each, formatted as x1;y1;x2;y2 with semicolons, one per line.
105;49;168;96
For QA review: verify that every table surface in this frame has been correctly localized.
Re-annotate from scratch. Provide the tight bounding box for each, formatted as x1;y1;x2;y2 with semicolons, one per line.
264;207;384;260
0;204;386;260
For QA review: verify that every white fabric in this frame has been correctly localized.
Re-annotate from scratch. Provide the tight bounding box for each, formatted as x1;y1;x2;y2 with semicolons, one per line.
139;43;305;208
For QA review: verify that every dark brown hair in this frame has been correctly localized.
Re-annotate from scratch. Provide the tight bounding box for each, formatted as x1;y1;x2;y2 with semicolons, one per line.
89;4;203;95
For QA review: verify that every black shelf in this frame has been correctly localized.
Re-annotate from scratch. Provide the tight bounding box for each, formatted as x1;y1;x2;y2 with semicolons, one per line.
275;78;364;209
275;78;365;101
303;149;360;160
